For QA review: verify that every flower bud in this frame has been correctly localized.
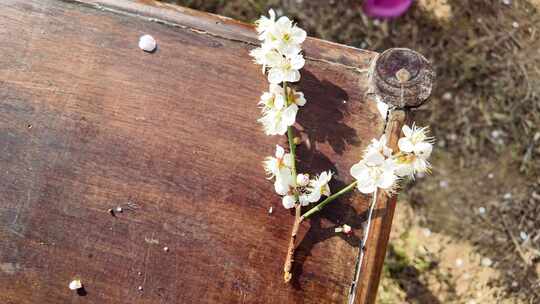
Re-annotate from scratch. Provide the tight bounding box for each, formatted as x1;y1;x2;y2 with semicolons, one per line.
296;174;310;187
343;224;352;234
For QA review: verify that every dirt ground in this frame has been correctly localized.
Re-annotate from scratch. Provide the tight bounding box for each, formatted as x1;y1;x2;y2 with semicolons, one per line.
164;0;540;302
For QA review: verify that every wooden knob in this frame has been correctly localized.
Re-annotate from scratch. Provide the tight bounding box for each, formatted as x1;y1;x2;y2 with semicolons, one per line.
370;48;435;108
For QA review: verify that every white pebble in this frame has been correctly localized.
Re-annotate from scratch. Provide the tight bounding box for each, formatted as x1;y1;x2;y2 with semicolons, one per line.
487;173;494;179
491;130;501;139
442;92;452;101
69;279;82;290
503;192;512;200
116;206;123;213
511;281;518;287
455;259;464;267
512;22;519;28
139;34;157;52
439;180;449;188
478;207;486;214
502;0;512;5
520;231;528;241
422;228;432;237
481;257;493;267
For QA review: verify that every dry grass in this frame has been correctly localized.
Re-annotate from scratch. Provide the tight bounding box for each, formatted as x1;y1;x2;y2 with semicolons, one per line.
163;0;540;302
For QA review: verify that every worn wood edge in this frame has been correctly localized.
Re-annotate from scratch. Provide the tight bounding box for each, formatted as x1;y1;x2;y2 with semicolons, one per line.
352;110;406;304
65;0;378;70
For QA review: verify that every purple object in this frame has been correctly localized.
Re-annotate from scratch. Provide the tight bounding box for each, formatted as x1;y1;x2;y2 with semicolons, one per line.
362;0;413;18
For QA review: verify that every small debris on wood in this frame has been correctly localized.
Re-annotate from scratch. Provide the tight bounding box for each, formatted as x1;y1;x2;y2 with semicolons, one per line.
138;286;143;292
163;246;169;252
137;271;142;276
69;279;83;290
108;201;139;217
268;206;273;214
139;34;157;53
144;237;159;245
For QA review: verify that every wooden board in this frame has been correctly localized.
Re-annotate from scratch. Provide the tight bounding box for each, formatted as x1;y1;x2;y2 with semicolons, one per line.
0;1;405;303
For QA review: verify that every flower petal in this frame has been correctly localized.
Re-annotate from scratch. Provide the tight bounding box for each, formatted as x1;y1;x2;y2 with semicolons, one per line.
350;162;365;180
268;68;284;84
282;195;296;209
398;138;414;153
402;125;413;138
282;104;298;127
414;142;433;159
274;177;290;195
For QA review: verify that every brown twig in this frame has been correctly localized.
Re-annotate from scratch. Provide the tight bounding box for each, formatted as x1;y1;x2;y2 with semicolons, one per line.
283;203;302;282
500;212;532;266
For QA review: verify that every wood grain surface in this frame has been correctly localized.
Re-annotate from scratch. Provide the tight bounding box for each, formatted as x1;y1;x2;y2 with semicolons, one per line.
0;1;403;303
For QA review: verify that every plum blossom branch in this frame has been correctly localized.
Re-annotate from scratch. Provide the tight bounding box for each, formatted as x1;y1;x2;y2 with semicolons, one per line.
250;9;435;284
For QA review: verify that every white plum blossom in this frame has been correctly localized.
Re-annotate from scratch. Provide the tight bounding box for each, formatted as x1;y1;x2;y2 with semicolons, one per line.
350;136;398;194
394;124;433;177
266;50;305;84
350;151;397;194
250;10;306;84
258;104;298;136
280;171;333;209
263;145;295;195
258;84;307;136
365;135;393;158
258;84;287;111
255;9;277;36
306;171;332;203
263;145;293;178
260;15;307;55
